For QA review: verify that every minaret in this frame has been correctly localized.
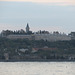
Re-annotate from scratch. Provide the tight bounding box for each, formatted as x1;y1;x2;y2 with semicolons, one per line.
26;23;30;33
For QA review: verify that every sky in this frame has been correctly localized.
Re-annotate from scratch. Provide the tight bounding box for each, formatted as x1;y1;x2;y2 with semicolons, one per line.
0;0;75;34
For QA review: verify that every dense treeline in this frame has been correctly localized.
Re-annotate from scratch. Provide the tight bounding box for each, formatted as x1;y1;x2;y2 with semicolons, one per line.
0;37;75;48
0;37;75;60
1;29;33;36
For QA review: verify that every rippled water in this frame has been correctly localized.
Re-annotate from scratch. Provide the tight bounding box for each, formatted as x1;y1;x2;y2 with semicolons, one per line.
0;62;75;75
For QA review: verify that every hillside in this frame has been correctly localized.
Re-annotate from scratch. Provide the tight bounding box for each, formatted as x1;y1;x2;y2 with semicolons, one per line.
0;37;75;61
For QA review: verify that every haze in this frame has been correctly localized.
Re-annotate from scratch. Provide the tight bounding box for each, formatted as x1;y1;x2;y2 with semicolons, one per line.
0;0;75;34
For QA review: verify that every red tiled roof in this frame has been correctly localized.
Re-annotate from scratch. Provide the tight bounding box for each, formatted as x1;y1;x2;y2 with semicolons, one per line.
33;48;57;51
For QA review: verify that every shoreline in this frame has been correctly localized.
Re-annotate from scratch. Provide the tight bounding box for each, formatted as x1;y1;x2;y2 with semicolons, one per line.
0;59;75;62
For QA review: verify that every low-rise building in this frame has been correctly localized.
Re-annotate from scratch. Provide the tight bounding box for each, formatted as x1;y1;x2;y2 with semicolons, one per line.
7;35;32;40
18;48;29;53
34;33;71;41
6;33;71;41
4;53;9;60
69;32;75;40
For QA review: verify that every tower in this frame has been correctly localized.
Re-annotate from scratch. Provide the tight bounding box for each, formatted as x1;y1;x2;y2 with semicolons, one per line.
26;23;30;33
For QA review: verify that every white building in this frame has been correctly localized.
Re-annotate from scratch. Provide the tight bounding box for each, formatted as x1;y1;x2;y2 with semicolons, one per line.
1;23;71;41
34;33;71;41
7;33;71;42
7;35;32;40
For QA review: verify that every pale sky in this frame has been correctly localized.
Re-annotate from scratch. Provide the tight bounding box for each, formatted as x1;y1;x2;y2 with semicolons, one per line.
0;0;75;5
0;1;75;34
0;0;75;2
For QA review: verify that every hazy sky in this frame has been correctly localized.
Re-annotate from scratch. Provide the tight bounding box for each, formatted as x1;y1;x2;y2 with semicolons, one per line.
0;0;75;5
0;0;75;3
0;0;75;34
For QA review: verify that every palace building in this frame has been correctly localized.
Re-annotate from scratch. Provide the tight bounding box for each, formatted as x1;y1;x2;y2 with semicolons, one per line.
6;23;71;41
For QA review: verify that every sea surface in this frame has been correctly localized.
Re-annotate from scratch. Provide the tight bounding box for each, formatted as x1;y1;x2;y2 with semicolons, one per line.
0;62;75;75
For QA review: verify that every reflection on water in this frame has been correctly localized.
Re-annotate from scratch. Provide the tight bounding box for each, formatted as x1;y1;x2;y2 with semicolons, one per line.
0;62;75;75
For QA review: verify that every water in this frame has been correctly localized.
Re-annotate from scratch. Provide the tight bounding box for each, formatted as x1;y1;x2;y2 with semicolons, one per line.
0;62;75;75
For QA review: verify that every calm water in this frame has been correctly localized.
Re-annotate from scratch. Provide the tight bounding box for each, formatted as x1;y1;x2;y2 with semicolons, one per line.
0;62;75;75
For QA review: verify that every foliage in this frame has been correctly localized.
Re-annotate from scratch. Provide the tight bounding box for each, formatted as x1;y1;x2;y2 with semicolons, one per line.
0;37;75;59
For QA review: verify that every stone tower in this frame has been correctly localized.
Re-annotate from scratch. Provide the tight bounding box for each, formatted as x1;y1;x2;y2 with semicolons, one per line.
26;23;30;33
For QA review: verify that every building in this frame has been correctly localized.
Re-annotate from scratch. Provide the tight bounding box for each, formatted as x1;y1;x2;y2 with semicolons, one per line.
69;32;75;40
7;34;32;40
4;53;9;60
34;33;71;41
26;23;30;33
2;23;71;41
32;47;58;53
6;33;71;41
